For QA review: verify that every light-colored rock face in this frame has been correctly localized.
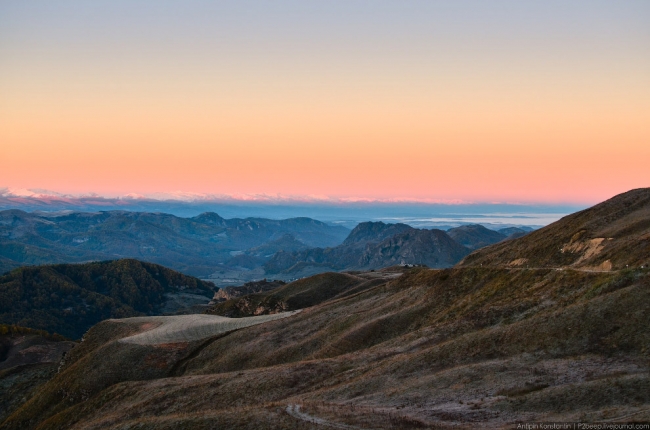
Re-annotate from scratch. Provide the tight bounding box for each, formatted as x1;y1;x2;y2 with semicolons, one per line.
561;237;612;267
114;312;301;345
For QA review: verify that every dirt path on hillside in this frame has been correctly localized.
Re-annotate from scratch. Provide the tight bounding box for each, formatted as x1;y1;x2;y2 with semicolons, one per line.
285;404;362;429
116;311;300;345
491;266;625;273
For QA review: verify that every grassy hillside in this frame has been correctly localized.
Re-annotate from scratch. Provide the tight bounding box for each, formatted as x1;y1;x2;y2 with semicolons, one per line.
459;188;650;270
4;266;648;428
0;259;215;339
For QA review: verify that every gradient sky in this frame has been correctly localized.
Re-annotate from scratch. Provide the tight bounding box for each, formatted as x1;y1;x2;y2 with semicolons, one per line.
1;1;648;204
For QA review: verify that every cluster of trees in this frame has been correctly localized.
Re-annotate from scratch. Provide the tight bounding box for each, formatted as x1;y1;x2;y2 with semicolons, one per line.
0;323;68;341
0;259;215;339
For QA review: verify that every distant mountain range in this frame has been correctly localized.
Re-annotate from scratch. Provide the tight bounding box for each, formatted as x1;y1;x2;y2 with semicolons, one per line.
0;188;579;232
263;221;522;277
0;210;350;277
0;208;532;282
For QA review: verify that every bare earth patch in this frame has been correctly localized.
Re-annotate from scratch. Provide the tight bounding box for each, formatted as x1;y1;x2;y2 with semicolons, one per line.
508;258;529;266
561;237;612;265
582;259;614;272
285;404;361;429
114;312;301;345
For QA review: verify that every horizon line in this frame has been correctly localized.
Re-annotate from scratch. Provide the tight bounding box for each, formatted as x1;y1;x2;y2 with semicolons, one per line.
0;187;592;207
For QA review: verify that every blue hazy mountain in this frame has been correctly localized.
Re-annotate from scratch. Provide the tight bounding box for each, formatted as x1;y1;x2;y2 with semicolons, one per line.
0;210;349;277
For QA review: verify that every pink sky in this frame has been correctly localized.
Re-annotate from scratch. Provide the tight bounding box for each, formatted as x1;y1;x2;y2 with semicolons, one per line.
1;1;648;205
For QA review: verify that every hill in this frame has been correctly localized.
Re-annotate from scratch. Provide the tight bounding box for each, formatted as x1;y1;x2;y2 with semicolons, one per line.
458;187;650;271
0;210;349;277
340;221;413;248
447;224;507;250
359;228;469;268
264;222;470;276
0;259;216;339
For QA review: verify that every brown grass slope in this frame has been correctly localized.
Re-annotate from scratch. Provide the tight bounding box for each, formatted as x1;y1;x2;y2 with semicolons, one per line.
4;265;649;429
458;187;650;270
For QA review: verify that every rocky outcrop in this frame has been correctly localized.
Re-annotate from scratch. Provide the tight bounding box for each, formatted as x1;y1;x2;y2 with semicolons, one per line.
210;279;286;304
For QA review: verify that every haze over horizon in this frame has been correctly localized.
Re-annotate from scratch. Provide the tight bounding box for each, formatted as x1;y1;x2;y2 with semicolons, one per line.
2;1;649;204
0;185;583;230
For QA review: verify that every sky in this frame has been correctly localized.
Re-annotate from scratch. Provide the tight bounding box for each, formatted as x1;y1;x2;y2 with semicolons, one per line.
1;1;649;205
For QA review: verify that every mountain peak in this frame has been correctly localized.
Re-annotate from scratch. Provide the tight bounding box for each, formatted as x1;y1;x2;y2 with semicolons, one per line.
447;224;506;250
191;212;225;225
342;221;413;247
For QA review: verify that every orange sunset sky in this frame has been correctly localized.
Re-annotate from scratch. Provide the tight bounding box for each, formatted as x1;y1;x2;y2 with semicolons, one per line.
1;1;649;204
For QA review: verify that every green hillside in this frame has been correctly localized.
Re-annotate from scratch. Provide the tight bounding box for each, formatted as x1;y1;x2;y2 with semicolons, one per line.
0;259;215;339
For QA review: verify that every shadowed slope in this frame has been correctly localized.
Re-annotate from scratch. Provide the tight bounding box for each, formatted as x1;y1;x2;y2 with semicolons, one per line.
0;327;75;423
